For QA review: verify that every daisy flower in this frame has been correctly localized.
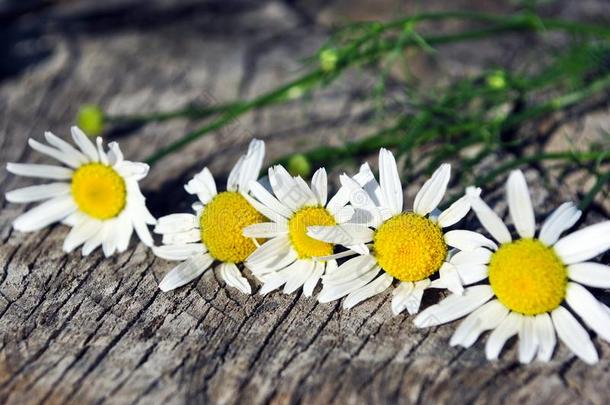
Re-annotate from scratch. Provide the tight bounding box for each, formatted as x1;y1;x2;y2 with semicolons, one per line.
414;169;610;364
6;127;155;257
154;139;265;294
307;148;476;313
242;164;373;296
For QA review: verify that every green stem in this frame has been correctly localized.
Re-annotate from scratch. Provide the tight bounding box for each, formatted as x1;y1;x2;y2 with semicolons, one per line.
580;168;610;211
141;12;610;165
144;71;323;165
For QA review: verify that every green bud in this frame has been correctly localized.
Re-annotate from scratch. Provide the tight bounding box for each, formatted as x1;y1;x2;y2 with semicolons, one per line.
288;154;311;178
319;49;339;72
287;85;305;100
486;71;507;90
77;104;105;137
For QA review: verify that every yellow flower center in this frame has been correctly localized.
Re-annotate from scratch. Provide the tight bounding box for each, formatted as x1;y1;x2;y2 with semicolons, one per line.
71;163;126;220
200;191;265;263
373;213;447;282
288;206;336;259
489;238;567;315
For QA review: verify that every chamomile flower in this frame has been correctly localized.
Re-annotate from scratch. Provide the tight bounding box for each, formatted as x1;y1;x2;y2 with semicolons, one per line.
414;169;610;364
242;164;373;296
307;148;476;313
154;139;265;294
6;127;155;256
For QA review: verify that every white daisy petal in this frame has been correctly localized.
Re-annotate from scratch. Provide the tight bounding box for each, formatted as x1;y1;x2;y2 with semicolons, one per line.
237;139;265;193
485;312;522;361
243;222;288;238
185;167;217;203
454;263;489;285
332;206;355;224
227;156;245;192
413;285;494;327
450;247;492;265
534;313;556;362
312;250;357;261
242;193;287;225
218;262;251;294
322;254;377;284
154;214;198;234
246;236;292;267
308;224;374;246
71;126;99;161
565;282;610;342
107;142;124;166
518;316;538;364
162;229;200;245
248;180;292;218
13;196;77;232
6;183;71;203
159;253;214;292
6;163;73;180
325;259;338;274
82;221;110;256
248;247;297;277
450;299;508;348
551;306;598;365
95;137;109;164
269;166;310;211
284;260;315;294
444;230;497;251
115;213;134;253
437;189;478;228
539;202;582;246
311;168;328;206
102;222;119;257
318;266;380;303
507;170;536;239
63;218;103;253
343;273;393;309
405;279;431;315
28;138;80;168
413;163;451;216
391;281;414;315
44;131;88;164
132;214;154;247
303;261;325;297
568;262;610;288
339;174;377;210
153;243;206;261
115;161;149;181
554;221;610;264
326;163;378;216
466;186;511;244
378;148;403;214
437;262;464;295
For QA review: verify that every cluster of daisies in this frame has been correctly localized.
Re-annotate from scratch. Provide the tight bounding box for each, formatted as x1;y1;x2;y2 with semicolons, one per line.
6;127;610;365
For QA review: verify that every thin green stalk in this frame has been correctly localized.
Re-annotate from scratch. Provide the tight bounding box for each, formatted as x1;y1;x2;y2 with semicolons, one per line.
580;168;610;211
141;12;610;165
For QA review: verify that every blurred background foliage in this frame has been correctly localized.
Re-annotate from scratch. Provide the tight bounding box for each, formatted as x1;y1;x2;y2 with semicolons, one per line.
76;2;610;210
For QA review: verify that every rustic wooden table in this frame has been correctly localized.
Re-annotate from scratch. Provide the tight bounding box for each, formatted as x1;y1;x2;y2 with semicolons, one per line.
1;1;609;404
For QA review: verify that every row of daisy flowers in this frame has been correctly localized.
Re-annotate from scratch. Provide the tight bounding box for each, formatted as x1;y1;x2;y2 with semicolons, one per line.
5;127;610;365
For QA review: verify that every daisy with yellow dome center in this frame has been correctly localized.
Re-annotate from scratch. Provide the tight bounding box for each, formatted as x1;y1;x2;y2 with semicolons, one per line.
6;127;155;256
154;139;265;294
307;148;476;313
414;169;610;364
242;164;372;296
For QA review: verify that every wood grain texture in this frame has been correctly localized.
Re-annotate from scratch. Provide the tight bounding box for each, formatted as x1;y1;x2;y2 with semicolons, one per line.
0;1;609;404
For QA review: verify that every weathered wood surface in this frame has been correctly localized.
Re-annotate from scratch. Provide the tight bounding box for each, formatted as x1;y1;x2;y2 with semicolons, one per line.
1;1;609;404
